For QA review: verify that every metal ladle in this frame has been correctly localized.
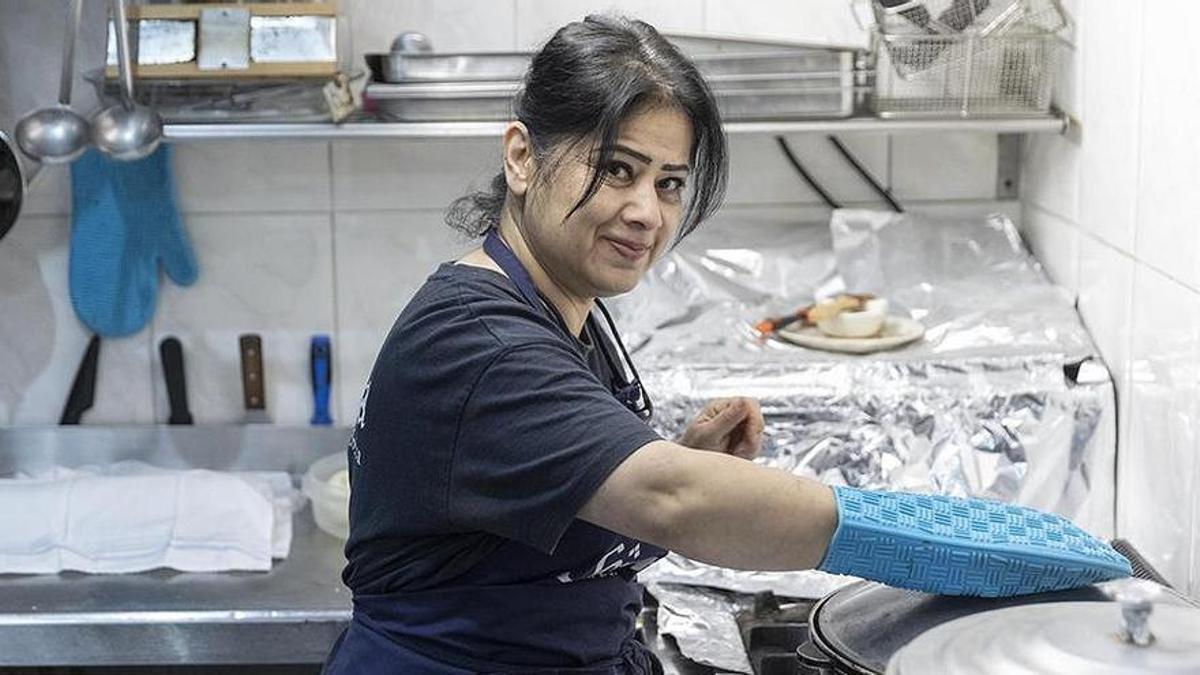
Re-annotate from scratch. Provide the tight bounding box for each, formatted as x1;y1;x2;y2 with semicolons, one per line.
14;0;90;164
91;0;162;161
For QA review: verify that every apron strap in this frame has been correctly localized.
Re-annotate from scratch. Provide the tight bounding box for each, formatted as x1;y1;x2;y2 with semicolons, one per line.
483;228;543;309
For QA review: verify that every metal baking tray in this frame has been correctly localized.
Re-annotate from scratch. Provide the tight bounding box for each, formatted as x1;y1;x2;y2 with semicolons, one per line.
691;50;854;77
364;43;861;122
715;85;857;119
366;52;531;83
365;47;856;84
366;81;518;121
367;78;857;122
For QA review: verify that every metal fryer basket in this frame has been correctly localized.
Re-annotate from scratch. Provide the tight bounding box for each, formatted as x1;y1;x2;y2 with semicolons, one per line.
872;31;1061;117
873;0;1067;40
869;0;1068;117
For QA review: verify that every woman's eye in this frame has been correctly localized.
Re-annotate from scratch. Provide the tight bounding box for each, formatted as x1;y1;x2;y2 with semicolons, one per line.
604;161;633;182
657;177;687;193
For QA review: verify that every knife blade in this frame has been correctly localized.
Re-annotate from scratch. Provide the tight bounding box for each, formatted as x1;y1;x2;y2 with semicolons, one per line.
159;336;193;425
239;333;270;424
60;334;101;425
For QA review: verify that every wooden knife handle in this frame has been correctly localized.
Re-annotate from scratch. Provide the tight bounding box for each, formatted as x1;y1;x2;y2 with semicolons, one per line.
239;333;266;411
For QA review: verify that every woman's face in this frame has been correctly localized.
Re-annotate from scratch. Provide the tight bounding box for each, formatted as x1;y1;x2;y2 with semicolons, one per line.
521;104;693;299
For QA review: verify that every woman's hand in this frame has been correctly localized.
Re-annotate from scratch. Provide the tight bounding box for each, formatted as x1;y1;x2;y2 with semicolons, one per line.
678;397;764;459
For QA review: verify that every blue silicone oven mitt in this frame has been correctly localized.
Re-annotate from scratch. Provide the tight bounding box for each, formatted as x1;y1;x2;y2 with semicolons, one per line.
818;486;1132;597
69;145;197;337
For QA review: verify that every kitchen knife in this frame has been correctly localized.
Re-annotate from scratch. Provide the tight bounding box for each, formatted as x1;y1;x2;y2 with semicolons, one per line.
159;336;193;425
310;334;332;425
239;333;270;424
60;333;100;425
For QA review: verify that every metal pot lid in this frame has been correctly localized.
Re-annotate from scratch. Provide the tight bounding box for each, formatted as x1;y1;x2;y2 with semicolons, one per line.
886;598;1200;675
808;579;1120;674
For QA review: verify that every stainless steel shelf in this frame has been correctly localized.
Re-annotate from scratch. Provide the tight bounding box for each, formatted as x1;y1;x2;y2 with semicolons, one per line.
163;113;1068;141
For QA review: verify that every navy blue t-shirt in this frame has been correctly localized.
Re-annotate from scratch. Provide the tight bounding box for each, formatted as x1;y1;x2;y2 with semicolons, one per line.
327;262;666;673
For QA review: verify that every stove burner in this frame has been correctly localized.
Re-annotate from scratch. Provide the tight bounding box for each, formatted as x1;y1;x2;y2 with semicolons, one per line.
736;591;817;675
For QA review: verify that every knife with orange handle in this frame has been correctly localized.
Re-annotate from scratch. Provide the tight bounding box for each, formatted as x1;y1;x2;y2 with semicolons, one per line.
754;304;815;335
754;293;876;335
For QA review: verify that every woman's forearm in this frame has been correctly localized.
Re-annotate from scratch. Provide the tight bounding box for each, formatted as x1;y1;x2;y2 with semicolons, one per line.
580;441;837;570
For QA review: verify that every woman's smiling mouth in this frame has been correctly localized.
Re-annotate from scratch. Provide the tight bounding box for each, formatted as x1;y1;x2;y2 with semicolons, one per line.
604;236;651;260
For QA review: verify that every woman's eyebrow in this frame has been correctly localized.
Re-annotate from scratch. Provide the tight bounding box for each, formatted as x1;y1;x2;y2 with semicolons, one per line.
609;144;691;172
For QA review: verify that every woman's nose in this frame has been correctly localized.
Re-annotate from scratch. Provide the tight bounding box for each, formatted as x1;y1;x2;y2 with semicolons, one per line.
622;181;663;231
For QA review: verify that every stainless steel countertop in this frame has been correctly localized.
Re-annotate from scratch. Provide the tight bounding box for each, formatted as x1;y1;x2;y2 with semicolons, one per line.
0;426;353;667
0;504;352;666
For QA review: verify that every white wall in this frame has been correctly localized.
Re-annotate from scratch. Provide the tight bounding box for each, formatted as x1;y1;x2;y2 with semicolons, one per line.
1020;0;1200;595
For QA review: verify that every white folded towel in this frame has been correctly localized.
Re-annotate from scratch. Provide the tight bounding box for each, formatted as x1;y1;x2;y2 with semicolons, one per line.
0;462;304;574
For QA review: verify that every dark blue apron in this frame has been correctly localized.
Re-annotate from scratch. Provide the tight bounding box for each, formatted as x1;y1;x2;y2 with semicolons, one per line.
323;229;665;674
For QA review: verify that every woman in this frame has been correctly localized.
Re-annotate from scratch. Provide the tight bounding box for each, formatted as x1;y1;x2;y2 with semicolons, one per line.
324;14;1130;675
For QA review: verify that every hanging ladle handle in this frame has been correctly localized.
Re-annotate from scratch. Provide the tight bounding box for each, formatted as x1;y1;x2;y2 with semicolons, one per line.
58;0;83;106
110;0;135;111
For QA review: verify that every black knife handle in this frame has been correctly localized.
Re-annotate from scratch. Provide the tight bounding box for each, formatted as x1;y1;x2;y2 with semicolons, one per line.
60;334;100;425
159;336;193;425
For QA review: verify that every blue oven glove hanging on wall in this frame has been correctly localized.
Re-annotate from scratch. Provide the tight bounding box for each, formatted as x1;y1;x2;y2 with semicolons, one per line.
69;145;197;337
817;486;1132;597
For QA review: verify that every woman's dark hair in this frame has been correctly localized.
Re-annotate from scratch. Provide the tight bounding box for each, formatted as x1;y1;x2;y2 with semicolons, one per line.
446;14;727;242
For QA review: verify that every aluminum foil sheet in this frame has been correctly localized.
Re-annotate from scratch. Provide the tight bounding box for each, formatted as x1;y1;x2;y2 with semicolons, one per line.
616;210;1116;670
646;582;754;674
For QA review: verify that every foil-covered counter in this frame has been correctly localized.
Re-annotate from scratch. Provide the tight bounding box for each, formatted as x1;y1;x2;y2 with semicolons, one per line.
610;210;1115;670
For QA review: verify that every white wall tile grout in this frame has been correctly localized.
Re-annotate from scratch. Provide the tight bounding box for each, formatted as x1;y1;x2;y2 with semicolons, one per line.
1024;202;1200;296
1129;2;1149;274
1023;183;1077;227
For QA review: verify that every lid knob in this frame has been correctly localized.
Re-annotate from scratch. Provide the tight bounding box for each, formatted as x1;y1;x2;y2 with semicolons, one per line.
1106;578;1163;647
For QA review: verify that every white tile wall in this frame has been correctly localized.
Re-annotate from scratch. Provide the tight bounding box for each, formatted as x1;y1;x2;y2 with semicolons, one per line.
0;216;154;426
725;133;890;207
515;0;704;50
1119;266;1199;589
332;210;472;423
1016;0;1081;222
1020;0;1200;594
151;213;336;425
1020;205;1079;294
171;142;332;214
1134;0;1200;290
1076;0;1143;253
891;133;998;202
331;138;499;212
703;0;868;48
1076;234;1133;409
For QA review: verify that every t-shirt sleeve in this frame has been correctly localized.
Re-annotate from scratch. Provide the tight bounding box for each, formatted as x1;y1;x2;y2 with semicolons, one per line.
447;340;662;554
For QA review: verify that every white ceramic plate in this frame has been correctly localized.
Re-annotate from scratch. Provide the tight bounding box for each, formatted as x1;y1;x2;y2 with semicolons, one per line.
777;316;925;354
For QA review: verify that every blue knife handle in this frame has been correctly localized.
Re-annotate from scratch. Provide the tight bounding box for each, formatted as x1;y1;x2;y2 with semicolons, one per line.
310;335;332;425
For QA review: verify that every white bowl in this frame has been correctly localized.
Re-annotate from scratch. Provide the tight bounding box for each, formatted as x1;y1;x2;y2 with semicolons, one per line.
816;298;890;338
302;453;350;539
